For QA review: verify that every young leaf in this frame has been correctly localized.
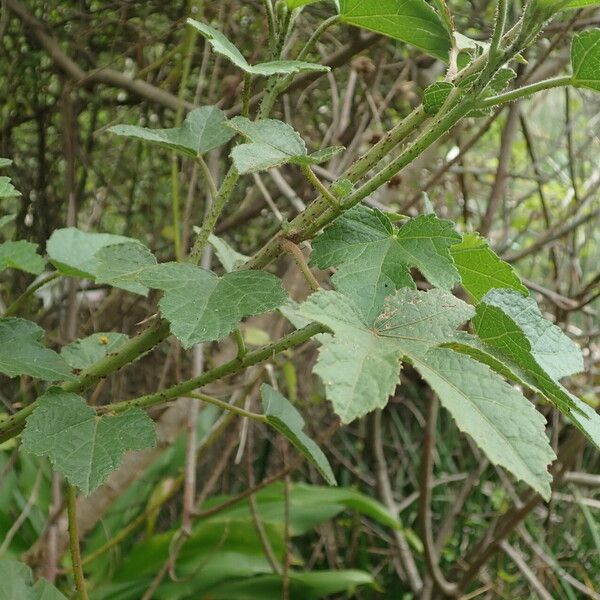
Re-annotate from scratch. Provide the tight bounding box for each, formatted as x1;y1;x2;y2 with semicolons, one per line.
61;332;130;370
0;559;67;600
0;176;20;199
47;228;137;279
261;384;336;485
571;29;600;92
0;318;74;381
294;288;555;497
109;106;234;158
310;205;461;321
94;242;158;295
208;233;249;272
187;19;329;76
228;117;342;174
0;240;46;275
22;389;156;495
338;0;452;60
138;263;287;348
450;233;528;301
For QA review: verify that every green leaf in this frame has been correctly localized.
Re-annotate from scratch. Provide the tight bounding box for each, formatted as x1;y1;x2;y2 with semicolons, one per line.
47;228;136;279
286;0;325;8
563;0;600;7
138;263;287;348
0;158;12;168
445;331;597;447
414;348;554;499
338;0;452;60
0;214;16;229
94;242;157;295
261;384;336;485
460;289;600;449
0;176;20;198
228;117;342;173
295;288;555;497
0;318;74;381
479;289;583;379
187;19;329;76
571;29;600;92
208;233;249;272
22;389;156;494
61;332;130;370
423;81;454;115
0;240;45;275
109;106;234;158
310;205;461;321
206;570;374;600
0;559;67;600
295;288;474;422
450;233;528;301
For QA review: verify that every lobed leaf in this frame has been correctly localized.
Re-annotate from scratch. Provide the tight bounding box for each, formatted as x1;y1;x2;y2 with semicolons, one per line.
571;29;600;92
0;559;67;600
338;0;452;60
187;19;328;76
208;233;249;272
0;318;74;381
414;348;554;499
94;241;158;295
294;287;555;496
261;384;336;485
47;228;136;279
310;205;461;321
0;176;20;199
22;389;156;494
450;233;528;301
109;106;234;157
61;332;130;370
228;117;342;173
138;262;288;348
0;240;45;275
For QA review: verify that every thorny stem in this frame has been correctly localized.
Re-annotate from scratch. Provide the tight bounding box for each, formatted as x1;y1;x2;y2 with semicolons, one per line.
99;322;328;415
280;238;321;292
67;485;89;600
188;391;266;422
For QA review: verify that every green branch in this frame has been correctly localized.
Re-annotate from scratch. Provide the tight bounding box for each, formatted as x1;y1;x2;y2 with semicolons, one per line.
480;76;572;108
99;322;327;416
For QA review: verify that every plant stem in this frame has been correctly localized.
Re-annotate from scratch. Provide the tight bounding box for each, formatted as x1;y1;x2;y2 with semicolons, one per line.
0;319;171;443
234;328;247;359
196;154;218;200
480;76;572;108
2;271;60;317
259;15;339;118
242;73;253;117
100;322;327;415
188;391;266;422
301;164;340;211
280;238;320;292
67;484;89;600
480;0;508;84
189;166;239;264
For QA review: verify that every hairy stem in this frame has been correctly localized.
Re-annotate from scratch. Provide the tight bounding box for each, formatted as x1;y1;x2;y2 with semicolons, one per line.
67;485;89;600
